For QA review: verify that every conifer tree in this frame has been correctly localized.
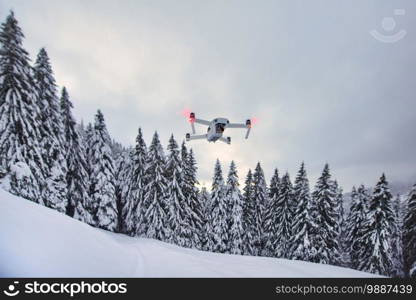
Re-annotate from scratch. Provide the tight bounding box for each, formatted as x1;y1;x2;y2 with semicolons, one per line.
182;144;204;249
332;181;344;236
391;194;404;277
333;180;347;266
0;11;43;201
311;164;340;265
242;169;256;255
60;87;92;223
273;172;294;258
210;159;228;253
77;121;87;140
345;185;369;269
83;121;95;219
403;184;416;277
143;132;169;241
165;135;191;247
269;168;280;200
84;122;94;176
189;149;204;246
226;161;244;254
262;168;280;257
112;145;132;233
128;128;147;236
199;187;212;251
290;162;316;261
89;110;118;231
34;48;67;213
252;162;269;256
358;174;395;276
82;122;93;195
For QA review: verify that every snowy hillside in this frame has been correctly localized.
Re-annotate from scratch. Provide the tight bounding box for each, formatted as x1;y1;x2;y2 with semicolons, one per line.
0;190;379;277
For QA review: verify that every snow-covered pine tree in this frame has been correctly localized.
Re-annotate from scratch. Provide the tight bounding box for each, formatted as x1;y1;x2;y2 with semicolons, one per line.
272;172;293;258
290;162;316;261
242;169;256;255
128;128;147;236
34;48;67;213
262;168;280;257
0;11;43;201
199;186;212;251
112;144;133;233
269;168;280;202
358;174;395;276
391;194;404;277
88;110;118;231
332;181;344;236
77;120;86;140
223;165;233;253
165;135;191;247
403;183;416;278
252;162;269;256
310;164;340;265
60;87;92;224
112;143;125;231
84;122;94;174
189;149;205;247
182;144;204;249
332;180;347;266
345;185;369;269
142;132;169;241
209;159;228;253
226;161;244;255
83;122;97;224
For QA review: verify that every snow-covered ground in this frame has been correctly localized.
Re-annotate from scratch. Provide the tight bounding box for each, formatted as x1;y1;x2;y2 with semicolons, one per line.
0;189;379;277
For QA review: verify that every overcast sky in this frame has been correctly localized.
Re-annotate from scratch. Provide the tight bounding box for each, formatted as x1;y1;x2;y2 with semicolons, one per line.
1;0;415;191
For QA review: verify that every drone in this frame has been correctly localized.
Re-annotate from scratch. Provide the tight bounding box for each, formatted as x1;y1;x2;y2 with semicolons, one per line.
185;112;252;145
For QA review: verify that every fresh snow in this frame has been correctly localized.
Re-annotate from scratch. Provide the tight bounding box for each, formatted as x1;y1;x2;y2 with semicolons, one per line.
0;189;380;277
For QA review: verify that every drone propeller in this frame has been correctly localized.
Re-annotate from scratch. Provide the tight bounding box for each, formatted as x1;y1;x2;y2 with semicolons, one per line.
181;108;192;119
182;108;196;133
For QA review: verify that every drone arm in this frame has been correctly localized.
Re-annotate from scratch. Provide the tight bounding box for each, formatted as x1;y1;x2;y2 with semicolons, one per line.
227;123;247;128
228;119;252;139
194;118;211;126
188;112;210;126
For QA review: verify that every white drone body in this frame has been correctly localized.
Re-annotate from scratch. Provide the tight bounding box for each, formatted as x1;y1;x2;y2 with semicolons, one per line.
185;112;252;145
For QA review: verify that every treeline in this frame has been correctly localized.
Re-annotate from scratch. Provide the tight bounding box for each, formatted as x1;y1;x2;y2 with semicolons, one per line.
0;11;415;278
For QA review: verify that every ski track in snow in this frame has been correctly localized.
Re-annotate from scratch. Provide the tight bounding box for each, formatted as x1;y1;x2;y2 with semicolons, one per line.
0;189;381;277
